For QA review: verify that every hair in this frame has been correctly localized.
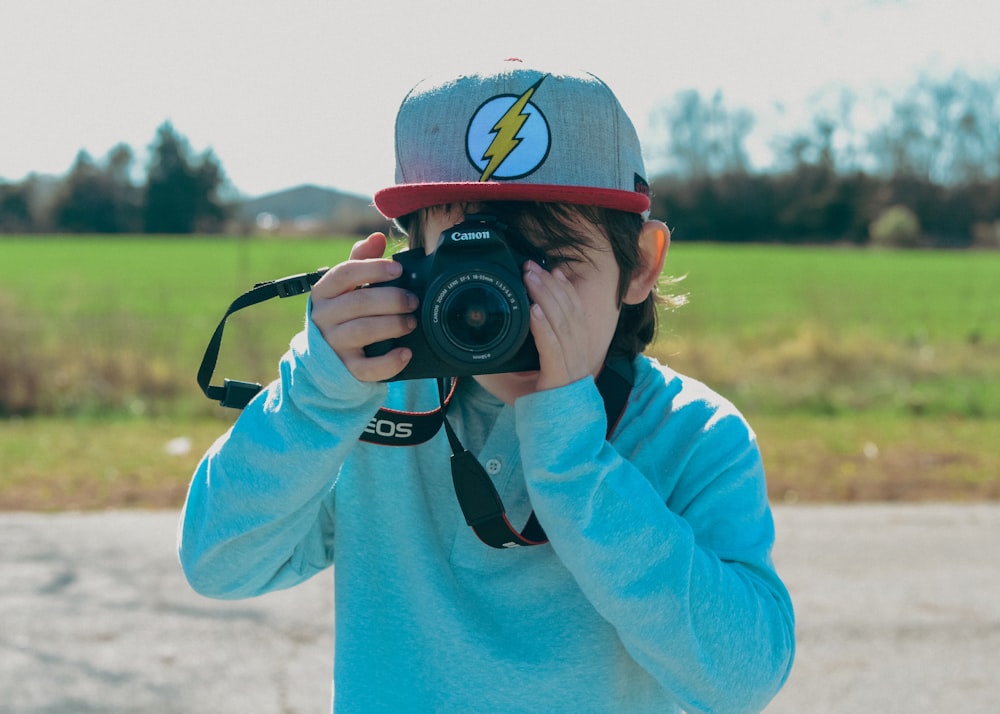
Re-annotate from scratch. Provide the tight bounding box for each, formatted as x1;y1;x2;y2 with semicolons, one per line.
394;201;684;359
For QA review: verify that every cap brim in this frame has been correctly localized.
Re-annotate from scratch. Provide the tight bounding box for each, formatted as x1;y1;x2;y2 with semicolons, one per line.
373;182;650;219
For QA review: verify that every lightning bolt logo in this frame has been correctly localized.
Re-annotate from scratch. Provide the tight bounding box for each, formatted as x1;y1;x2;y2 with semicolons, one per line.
474;76;548;182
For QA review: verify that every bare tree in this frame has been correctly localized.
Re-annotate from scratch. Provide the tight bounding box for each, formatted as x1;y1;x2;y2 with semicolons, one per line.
652;89;755;179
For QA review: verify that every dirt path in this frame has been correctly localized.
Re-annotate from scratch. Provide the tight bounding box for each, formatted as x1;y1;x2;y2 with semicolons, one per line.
2;505;998;713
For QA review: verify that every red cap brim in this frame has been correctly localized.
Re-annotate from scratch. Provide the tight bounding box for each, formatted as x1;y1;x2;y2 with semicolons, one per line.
374;182;650;219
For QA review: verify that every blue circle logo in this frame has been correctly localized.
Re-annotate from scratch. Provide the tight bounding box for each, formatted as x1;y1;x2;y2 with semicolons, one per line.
466;77;550;182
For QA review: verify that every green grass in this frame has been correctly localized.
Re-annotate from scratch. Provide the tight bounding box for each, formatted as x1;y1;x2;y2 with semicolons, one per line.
661;243;998;343
1;235;998;507
1;236;998;418
0;235;353;348
651;243;1000;417
0;237;1000;418
754;414;999;503
0;235;360;416
0;415;232;510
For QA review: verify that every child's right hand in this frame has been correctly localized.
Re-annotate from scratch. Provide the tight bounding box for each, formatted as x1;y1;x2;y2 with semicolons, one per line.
309;232;418;382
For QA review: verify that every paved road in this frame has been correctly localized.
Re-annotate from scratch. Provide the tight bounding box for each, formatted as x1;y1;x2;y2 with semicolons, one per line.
2;504;998;713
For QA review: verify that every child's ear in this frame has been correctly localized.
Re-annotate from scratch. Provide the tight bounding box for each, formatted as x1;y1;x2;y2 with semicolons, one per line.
623;220;670;305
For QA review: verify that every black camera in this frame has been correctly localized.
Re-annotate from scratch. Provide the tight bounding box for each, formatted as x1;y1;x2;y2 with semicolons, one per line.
364;215;546;381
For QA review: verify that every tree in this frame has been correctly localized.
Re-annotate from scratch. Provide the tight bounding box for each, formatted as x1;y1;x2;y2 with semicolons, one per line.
143;122;228;233
867;70;1000;185
652;89;755;179
51;145;141;233
0;181;34;232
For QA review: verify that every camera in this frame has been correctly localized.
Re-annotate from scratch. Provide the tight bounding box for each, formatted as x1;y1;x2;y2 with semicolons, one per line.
364;215;546;381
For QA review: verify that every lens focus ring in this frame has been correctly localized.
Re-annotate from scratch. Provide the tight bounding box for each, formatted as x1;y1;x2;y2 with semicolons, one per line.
424;270;530;368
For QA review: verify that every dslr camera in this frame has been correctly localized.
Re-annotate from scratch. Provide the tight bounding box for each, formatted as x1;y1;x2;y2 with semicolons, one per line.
364;215;546;381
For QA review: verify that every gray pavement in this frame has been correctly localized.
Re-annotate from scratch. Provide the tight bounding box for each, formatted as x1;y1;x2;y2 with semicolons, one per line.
2;504;998;713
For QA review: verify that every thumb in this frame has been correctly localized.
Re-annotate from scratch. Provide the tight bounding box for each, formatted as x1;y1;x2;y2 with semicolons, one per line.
349;232;389;261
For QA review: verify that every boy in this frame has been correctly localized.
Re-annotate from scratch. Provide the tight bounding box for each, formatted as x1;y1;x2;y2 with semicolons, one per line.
179;58;795;713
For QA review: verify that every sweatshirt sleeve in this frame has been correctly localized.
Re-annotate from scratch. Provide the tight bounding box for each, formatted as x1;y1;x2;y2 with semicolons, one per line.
177;310;387;599
514;372;795;714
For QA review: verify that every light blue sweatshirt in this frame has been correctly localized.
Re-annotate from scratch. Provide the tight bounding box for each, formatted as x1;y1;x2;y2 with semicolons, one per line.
178;315;795;713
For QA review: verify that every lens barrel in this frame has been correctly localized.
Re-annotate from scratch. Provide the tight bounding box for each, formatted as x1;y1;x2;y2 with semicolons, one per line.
424;269;530;368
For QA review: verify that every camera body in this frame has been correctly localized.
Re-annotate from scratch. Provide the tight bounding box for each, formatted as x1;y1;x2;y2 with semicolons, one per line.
364;215;545;381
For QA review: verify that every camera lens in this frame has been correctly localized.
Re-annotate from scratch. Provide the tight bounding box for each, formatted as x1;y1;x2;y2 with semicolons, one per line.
424;269;531;369
441;284;510;351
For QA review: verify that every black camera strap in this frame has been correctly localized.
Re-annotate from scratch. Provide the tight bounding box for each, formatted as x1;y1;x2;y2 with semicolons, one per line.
434;358;634;549
197;269;329;408
355;361;632;548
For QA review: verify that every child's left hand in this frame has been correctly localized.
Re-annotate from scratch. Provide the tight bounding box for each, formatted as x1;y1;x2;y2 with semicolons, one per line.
523;260;592;392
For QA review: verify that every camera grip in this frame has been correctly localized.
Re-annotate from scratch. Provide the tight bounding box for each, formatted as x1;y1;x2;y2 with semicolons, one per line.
363;337;396;358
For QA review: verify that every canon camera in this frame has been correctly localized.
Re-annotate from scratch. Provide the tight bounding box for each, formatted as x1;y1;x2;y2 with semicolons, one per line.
364;215;546;381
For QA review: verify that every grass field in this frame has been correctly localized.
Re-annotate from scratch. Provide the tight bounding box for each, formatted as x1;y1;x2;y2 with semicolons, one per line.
660;243;1000;417
1;235;998;508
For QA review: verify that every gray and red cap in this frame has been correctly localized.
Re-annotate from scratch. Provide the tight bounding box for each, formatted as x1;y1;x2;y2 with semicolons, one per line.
374;58;650;220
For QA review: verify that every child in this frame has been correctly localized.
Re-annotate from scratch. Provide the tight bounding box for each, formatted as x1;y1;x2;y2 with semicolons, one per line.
179;58;795;713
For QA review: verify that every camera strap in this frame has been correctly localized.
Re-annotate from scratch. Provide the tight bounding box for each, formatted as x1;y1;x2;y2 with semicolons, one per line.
356;360;631;548
435;358;634;549
197;269;329;408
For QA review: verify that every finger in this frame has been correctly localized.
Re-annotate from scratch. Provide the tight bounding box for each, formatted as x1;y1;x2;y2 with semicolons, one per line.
529;302;560;357
312;256;403;299
524;263;591;390
524;260;571;303
312;232;397;299
529;302;572;390
342;346;413;383
310;287;418;345
524;264;576;336
315;284;417;324
326;313;418;352
349;232;389;260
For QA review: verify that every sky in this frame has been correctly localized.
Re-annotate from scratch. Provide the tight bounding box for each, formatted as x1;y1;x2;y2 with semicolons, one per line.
2;0;998;199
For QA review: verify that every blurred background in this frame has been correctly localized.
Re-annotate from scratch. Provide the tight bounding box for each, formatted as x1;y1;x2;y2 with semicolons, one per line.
1;0;998;508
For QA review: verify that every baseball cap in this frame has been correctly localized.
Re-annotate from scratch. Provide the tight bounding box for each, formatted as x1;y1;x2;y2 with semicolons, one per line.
373;58;651;219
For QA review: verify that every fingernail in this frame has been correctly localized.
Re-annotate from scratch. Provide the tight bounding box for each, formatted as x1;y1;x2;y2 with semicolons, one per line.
388;261;403;276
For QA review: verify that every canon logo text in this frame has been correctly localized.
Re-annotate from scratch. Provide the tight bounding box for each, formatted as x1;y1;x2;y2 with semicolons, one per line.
450;230;492;241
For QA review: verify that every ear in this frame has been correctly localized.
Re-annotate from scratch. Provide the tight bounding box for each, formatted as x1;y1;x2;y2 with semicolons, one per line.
623;220;670;305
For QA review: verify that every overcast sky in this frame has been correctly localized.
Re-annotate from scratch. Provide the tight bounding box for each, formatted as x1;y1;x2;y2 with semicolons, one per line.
2;0;997;198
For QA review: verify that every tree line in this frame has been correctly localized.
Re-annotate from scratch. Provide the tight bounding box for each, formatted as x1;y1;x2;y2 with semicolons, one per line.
2;69;999;246
647;70;1000;248
0;122;229;235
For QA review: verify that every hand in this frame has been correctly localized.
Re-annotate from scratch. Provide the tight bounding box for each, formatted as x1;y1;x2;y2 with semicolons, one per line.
309;232;418;382
523;260;591;392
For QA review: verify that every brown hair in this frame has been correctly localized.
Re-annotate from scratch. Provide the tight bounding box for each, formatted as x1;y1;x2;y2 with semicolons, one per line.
395;202;683;358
